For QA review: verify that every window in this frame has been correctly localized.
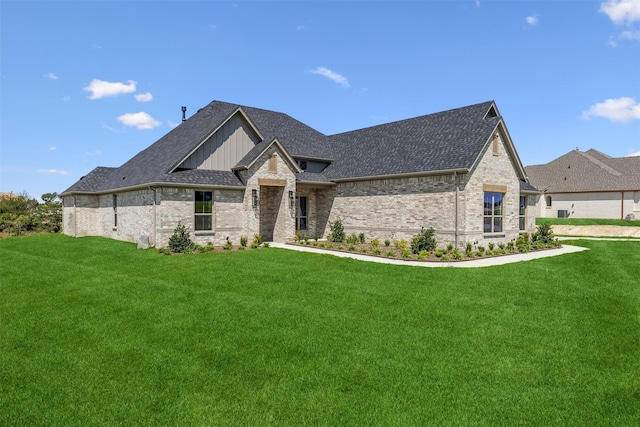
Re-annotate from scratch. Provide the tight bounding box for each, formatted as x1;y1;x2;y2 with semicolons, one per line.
546;195;552;207
492;134;499;156
519;196;527;231
112;194;118;227
484;192;503;233
296;196;307;230
299;160;308;171
195;191;213;231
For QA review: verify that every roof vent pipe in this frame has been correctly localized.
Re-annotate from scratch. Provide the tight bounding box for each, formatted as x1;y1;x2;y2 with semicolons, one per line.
181;106;187;123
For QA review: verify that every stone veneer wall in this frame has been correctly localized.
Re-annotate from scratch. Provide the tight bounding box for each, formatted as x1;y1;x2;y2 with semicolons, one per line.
242;144;297;243
458;130;524;247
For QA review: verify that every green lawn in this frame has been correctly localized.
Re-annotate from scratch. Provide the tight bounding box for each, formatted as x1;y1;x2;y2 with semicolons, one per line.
1;234;639;426
536;217;640;227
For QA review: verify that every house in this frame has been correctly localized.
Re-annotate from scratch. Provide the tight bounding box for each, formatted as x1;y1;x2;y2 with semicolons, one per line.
60;100;539;249
525;149;640;220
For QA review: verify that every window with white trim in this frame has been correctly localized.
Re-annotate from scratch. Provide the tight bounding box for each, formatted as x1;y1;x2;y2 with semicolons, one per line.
484;192;504;233
195;191;213;231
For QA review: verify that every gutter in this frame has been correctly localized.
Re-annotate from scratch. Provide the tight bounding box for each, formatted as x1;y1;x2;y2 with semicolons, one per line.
331;168;469;183
60;181;246;197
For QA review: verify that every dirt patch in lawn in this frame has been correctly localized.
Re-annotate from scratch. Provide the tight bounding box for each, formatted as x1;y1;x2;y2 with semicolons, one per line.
552;225;640;238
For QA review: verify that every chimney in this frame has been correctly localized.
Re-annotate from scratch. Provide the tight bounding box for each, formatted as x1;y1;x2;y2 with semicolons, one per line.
181;106;187;123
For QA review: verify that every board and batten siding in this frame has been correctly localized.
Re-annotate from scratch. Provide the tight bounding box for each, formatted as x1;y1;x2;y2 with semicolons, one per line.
178;113;260;171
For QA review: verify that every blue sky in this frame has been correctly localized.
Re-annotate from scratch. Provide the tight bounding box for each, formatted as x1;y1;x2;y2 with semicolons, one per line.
1;0;639;200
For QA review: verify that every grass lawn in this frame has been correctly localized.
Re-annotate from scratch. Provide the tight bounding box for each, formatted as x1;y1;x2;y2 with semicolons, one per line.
1;234;639;426
536;217;640;227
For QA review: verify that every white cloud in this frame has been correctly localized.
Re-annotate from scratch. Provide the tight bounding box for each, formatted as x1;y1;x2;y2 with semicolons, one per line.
526;14;539;26
580;97;640;122
84;79;137;99
620;29;640;39
37;169;68;175
168;121;180;128
44;72;58;80
117;112;162;129
627;150;640;156
310;67;350;88
600;0;640;25
135;92;153;102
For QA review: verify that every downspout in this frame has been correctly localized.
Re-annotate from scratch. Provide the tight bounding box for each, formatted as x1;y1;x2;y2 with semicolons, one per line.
454;172;459;249
621;191;624;220
73;195;77;237
151;187;157;246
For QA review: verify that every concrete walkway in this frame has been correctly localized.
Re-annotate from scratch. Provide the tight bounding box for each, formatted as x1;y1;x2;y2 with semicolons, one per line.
269;242;589;268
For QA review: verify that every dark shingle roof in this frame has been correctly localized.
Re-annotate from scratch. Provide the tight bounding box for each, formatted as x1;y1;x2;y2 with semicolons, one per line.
63;99;527;194
322;101;500;180
525;149;640;193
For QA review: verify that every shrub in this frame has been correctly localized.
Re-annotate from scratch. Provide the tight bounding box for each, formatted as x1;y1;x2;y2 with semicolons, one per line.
384;239;391;247
417;250;429;260
410;227;437;254
303;234;309;244
205;242;215;252
395;239;408;250
348;244;356;251
253;234;263;245
359;247;368;253
532;224;555;244
385;250;395;257
452;249;463;260
370;239;380;248
240;235;248;247
401;248;412;259
465;242;473;256
498;243;506;250
358;233;366;244
223;240;233;250
446;243;454;252
250;242;259;249
168;223;193;253
329;219;345;243
294;230;302;242
488;242;495;251
157;247;171;255
346;233;359;245
372;248;382;256
262;242;270;248
477;246;485;255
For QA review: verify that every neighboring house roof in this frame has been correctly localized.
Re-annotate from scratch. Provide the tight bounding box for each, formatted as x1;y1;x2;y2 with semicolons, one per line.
62;100;534;195
525;149;640;193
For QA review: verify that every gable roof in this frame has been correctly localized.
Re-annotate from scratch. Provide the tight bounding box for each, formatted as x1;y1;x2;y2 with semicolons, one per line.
322;101;503;180
525;149;640;193
62;99;531;195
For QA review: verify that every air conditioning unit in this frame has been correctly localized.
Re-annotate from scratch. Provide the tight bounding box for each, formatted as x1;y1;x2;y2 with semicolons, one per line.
557;210;569;218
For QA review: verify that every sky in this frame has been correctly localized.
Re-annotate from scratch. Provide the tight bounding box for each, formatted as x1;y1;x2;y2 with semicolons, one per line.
1;0;639;201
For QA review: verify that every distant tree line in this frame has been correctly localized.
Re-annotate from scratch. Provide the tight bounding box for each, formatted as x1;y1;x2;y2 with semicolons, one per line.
0;192;62;235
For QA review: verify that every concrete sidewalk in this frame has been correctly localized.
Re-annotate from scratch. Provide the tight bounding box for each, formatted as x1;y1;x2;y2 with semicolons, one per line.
269;242;589;268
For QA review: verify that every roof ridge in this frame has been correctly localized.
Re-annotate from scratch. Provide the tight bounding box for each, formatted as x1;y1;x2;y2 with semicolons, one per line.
577;151;621;176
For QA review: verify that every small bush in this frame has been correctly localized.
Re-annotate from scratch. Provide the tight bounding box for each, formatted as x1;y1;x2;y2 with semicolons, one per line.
372;248;382;255
410;227;437;254
294;230;302;242
240;235;248;248
385;250;395;257
205;242;215;252
417;250;429;260
446;243;454;252
384;239;391;247
157;247;171;255
348;244;356;251
465;242;473;256
395;239;408;249
401;248;412;259
250;242;259;249
488;242;495;251
358;233;366;244
532;224;555;244
477;246;485;255
223;240;233;250
329;219;345;243
346;233;359;245
168;223;193;254
452;249;463;260
253;234;263;245
262;242;270;248
370;239;380;248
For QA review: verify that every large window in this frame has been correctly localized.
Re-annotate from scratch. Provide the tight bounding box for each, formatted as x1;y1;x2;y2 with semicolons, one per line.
195;191;213;231
519;196;527;231
296;196;307;230
484;192;503;233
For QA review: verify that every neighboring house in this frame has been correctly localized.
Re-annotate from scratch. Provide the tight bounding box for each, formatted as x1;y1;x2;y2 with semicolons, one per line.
60;100;539;249
525;149;640;220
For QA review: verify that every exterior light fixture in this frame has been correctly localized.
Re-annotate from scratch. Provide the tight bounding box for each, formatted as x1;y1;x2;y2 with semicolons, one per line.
252;189;258;207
